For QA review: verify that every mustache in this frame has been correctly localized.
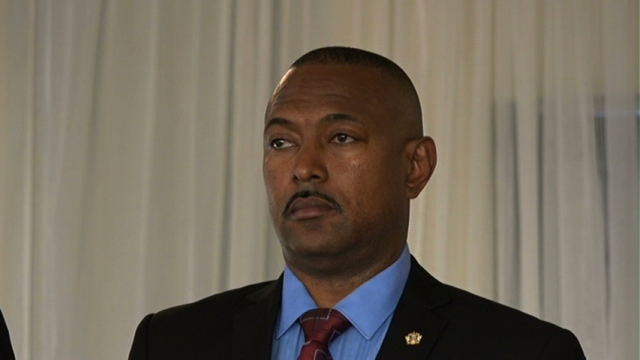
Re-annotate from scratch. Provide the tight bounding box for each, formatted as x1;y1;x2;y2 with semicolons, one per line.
283;190;343;215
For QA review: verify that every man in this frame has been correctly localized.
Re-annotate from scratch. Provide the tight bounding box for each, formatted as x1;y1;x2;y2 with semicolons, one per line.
129;47;585;359
0;308;16;360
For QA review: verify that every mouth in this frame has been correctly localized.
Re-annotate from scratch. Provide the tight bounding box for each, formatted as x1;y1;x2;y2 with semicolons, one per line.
284;191;342;220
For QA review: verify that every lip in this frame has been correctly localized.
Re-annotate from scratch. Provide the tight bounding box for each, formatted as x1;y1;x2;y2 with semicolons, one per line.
286;197;338;220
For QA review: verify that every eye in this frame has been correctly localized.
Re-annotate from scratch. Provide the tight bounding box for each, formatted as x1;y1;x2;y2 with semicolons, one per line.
270;138;294;149
331;133;355;144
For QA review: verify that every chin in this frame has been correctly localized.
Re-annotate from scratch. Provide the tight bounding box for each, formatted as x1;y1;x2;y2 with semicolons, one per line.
281;232;348;256
284;237;340;256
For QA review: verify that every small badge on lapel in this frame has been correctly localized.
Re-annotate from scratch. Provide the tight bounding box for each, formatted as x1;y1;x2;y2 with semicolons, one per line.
405;331;422;345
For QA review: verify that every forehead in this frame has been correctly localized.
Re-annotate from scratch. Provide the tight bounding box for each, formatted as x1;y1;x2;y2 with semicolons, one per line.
265;64;394;124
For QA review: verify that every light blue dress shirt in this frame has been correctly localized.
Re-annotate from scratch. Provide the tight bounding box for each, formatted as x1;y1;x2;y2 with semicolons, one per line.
271;246;411;360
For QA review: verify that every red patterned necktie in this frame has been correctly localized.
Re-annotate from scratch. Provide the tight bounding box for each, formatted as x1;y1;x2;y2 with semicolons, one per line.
297;308;352;360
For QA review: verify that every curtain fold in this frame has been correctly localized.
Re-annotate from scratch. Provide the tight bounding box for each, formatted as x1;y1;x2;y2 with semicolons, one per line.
601;1;639;358
0;1;636;359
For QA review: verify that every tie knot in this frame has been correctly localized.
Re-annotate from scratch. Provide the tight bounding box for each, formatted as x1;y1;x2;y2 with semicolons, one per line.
298;308;351;354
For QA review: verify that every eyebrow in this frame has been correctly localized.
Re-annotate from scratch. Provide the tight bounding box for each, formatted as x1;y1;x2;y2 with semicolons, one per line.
264;113;365;133
320;113;365;126
264;117;293;133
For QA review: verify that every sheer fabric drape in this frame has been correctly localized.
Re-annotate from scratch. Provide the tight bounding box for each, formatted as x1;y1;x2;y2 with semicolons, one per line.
0;1;636;359
493;2;639;358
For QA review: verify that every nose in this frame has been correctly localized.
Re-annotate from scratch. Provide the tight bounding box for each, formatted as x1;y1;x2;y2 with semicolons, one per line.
293;142;328;183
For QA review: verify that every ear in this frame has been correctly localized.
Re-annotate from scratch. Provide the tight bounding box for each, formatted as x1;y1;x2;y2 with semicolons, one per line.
405;136;437;199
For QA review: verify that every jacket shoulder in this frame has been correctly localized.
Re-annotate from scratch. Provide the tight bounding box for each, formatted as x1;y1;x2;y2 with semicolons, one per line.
403;260;584;358
435;282;585;358
129;280;277;359
153;280;275;323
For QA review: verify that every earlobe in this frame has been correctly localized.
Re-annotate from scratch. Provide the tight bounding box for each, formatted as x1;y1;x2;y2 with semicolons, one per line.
405;136;437;199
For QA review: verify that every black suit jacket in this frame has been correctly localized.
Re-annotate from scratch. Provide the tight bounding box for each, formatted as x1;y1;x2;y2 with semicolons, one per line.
129;258;585;359
0;308;16;360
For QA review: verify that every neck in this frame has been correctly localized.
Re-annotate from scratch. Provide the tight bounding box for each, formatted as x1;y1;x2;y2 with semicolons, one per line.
287;245;405;308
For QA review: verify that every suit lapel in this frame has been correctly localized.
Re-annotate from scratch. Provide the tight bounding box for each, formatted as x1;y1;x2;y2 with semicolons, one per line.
376;258;450;360
229;259;450;359
231;276;283;360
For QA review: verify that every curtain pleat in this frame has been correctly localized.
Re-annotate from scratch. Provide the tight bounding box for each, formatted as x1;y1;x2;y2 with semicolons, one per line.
602;1;639;358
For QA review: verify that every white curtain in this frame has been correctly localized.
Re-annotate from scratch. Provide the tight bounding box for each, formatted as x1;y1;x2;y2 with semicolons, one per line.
493;1;639;358
0;1;636;359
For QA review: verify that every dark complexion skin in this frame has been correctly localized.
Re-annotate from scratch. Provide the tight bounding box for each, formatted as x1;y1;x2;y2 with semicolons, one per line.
263;64;436;307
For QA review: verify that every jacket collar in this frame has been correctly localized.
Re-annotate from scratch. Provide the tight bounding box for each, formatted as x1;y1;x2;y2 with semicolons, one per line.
230;257;451;360
375;257;451;359
231;276;283;360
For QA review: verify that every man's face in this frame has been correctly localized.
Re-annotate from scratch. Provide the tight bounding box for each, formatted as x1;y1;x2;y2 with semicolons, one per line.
263;64;413;274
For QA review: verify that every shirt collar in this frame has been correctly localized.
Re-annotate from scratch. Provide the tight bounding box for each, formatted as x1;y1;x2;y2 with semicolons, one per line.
276;246;411;340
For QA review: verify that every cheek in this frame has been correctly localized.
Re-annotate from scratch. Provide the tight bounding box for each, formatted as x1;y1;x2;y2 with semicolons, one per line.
334;157;379;202
263;166;276;188
337;152;404;205
263;155;285;185
263;163;285;207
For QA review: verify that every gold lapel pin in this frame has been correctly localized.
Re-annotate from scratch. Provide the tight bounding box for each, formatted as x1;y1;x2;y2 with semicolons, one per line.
405;331;422;345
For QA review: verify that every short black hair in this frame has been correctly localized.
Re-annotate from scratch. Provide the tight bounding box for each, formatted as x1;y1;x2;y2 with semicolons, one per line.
290;46;423;136
292;46;418;98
